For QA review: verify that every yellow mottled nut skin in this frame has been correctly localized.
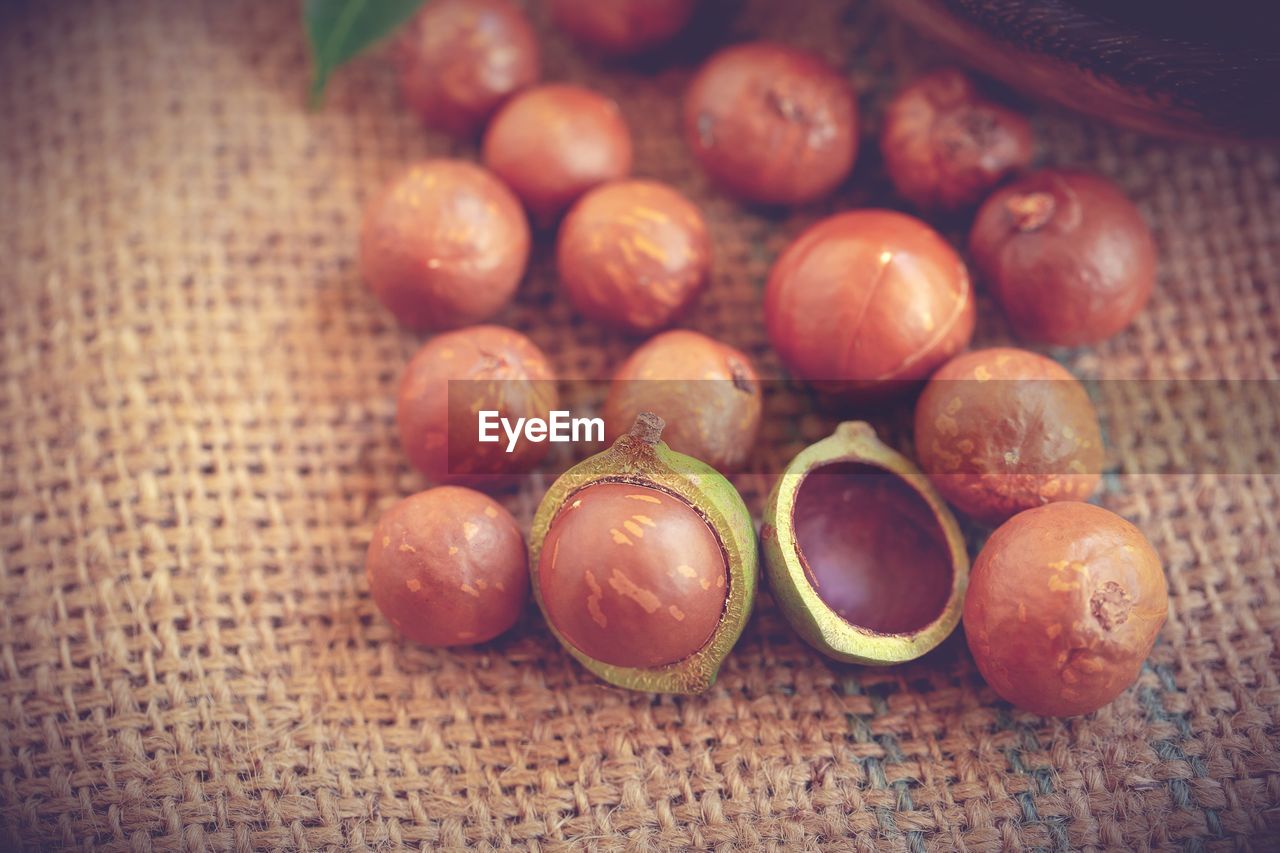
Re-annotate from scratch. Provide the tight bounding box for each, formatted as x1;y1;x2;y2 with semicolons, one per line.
964;502;1169;717
558;180;710;335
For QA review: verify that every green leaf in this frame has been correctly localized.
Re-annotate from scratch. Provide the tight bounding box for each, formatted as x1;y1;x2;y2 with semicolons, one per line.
304;0;427;107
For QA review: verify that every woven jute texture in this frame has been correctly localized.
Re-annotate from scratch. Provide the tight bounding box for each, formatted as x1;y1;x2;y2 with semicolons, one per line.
2;0;1279;849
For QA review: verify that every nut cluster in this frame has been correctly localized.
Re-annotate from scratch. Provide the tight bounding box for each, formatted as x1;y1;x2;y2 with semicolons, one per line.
351;3;1168;714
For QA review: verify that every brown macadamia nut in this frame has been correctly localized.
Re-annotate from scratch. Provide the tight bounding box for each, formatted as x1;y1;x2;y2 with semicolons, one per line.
482;84;633;225
683;41;858;205
397;325;559;485
969;169;1157;346
914;347;1103;524
603;330;761;471
360;160;530;331
536;481;729;668
367;487;529;646
395;0;540;137
765;209;975;398
965;502;1168;716
549;0;697;56
881;68;1033;212
557;180;710;335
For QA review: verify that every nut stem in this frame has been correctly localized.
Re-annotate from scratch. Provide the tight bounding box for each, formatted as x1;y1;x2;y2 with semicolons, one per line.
629;412;666;445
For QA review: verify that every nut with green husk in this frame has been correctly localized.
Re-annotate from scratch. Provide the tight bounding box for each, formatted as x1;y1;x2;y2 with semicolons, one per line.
529;412;758;694
761;422;969;664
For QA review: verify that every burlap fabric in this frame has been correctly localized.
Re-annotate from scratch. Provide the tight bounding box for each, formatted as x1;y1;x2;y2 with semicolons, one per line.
2;0;1278;849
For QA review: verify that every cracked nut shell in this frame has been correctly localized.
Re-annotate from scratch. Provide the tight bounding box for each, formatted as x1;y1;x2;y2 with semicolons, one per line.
765;210;975;398
367;487;529;646
964;501;1168;716
914;347;1103;524
529;413;758;693
761;422;969;664
683;41;857;205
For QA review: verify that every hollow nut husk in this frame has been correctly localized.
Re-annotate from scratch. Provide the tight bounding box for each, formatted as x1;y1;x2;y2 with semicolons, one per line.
529;413;758;694
761;421;968;664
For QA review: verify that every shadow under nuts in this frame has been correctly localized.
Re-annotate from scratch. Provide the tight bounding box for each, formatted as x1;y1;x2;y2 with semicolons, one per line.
529;413;758;694
914;347;1103;524
360;159;530;330
964;501;1169;716
603;330;761;472
557;180;711;335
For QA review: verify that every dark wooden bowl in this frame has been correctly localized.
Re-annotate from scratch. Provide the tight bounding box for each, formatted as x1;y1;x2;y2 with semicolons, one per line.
886;0;1280;140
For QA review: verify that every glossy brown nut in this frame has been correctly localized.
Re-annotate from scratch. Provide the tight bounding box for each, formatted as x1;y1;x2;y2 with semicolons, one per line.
765;210;975;398
969;169;1157;346
964;502;1169;716
366;487;529;646
397;325;559;485
603;330;761;471
683;41;857;205
914;347;1103;524
395;0;540;137
881;68;1033;212
483;84;633;225
536;481;729;668
557;180;710;335
360;160;530;331
549;0;696;56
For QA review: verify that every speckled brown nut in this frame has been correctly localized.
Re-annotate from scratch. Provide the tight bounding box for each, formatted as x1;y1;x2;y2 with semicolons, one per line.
366;487;529;646
557;180;710;335
548;0;696;56
969;169;1157;346
881;68;1033;213
683;41;857;205
914;348;1103;525
603;330;760;471
360;160;530;331
482;84;633;225
397;325;559;485
538;481;727;668
964;502;1169;716
764;209;975;398
395;0;540;137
